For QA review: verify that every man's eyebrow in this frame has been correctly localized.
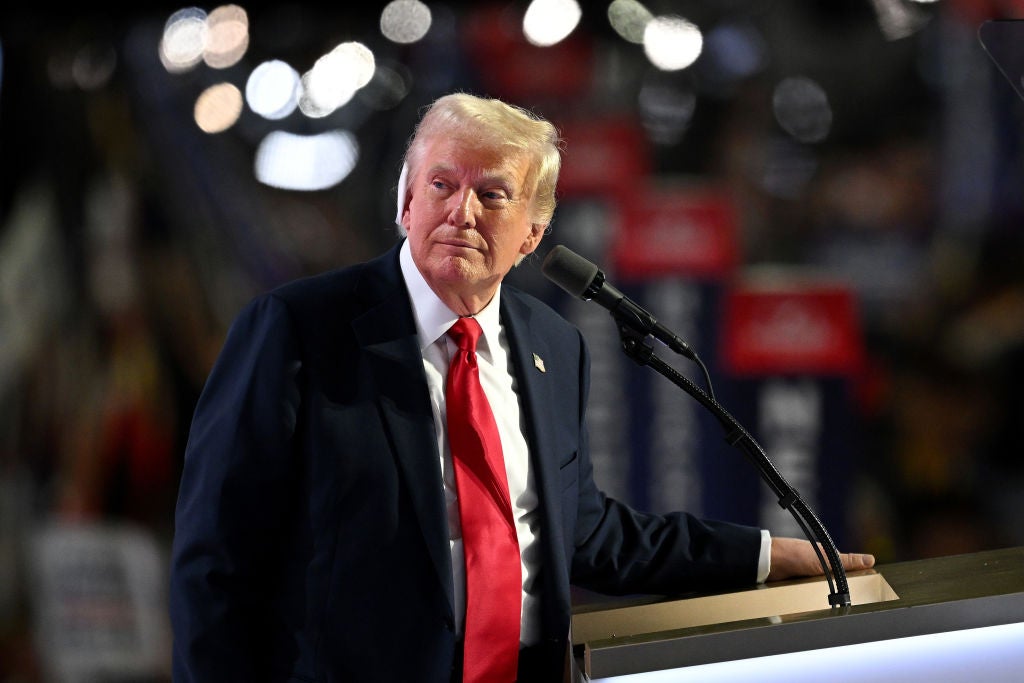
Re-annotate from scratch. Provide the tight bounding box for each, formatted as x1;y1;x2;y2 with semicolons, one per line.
426;163;456;177
425;165;519;195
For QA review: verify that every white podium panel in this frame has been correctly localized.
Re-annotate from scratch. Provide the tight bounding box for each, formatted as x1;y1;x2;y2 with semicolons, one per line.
572;547;1024;681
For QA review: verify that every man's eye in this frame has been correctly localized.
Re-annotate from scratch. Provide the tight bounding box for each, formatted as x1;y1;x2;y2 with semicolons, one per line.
431;180;447;190
482;191;507;201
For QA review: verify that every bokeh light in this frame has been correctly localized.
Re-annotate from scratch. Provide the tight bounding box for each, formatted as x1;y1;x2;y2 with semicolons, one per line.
643;15;703;71
870;0;933;40
608;0;653;44
193;82;243;133
300;41;376;118
380;0;432;44
523;0;582;48
245;60;300;120
254;130;360;191
772;76;833;144
72;43;118;91
637;83;697;145
160;7;208;73
203;4;249;69
703;22;768;82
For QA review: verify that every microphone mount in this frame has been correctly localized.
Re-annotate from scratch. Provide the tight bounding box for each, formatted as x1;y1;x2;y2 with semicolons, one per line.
582;268;698;361
543;244;851;608
615;322;852;608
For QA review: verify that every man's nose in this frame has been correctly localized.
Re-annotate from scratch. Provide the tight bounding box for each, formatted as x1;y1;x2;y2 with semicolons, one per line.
448;188;478;228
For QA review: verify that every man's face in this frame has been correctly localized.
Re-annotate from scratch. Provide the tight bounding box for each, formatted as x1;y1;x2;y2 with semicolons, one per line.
401;132;544;310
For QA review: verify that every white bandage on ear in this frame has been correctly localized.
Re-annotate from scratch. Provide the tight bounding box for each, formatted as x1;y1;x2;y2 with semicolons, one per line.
395;161;409;235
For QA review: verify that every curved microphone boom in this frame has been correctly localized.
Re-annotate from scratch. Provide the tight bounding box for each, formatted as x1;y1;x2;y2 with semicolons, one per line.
541;245;697;360
540;243;852;608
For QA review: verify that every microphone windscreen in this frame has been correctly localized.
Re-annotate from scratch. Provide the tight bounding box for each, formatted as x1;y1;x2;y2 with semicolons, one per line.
542;245;599;298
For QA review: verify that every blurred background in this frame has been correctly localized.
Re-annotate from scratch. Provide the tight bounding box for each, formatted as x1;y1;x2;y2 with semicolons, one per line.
2;0;1024;680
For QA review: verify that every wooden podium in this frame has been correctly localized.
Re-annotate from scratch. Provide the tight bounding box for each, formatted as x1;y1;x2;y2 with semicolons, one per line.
571;546;1024;680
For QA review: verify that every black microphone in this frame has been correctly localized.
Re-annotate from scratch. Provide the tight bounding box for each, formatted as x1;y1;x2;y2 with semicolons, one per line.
541;245;696;360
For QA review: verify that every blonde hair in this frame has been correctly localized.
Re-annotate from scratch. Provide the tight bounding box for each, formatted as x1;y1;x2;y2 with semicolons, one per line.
402;93;563;227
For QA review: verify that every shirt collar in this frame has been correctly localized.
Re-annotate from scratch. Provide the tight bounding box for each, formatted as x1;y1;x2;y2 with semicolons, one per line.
399;239;502;357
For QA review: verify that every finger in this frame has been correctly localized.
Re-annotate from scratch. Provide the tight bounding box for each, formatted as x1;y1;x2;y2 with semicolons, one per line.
841;552;875;570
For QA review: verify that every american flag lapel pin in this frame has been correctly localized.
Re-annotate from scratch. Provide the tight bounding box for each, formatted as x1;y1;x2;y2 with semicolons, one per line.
533;353;546;373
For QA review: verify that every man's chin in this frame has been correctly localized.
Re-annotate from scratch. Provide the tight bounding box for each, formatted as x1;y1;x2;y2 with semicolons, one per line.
426;254;481;281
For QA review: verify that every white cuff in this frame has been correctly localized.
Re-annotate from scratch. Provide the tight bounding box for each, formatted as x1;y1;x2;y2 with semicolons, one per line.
757;529;771;583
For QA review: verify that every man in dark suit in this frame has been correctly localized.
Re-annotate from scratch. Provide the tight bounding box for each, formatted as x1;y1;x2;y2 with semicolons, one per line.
169;92;874;682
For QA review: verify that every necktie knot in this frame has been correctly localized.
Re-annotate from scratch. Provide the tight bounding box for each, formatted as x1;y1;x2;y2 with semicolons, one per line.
448;317;482;354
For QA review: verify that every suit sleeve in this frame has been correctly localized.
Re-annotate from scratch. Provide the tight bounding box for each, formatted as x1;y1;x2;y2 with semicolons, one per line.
169;294;303;682
566;328;762;596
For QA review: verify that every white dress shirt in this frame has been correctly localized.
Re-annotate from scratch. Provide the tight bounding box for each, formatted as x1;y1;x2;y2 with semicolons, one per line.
399;241;544;646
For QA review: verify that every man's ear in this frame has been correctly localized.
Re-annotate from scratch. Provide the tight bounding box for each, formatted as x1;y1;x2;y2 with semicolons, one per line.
520;222;546;255
396;162;411;234
399;190;413;233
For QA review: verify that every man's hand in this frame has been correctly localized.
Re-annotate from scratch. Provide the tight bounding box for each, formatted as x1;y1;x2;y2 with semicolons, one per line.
767;536;876;582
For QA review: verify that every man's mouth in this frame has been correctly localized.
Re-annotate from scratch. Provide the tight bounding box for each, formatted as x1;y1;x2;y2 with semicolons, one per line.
437;237;481;251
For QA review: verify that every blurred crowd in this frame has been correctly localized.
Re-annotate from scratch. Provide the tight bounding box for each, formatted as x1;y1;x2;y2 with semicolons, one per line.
2;1;1024;681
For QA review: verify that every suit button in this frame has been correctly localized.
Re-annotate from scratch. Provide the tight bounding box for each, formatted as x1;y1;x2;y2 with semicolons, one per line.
443;616;454;631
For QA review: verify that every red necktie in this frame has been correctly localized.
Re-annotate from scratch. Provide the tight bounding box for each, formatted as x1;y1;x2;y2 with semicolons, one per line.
446;317;521;683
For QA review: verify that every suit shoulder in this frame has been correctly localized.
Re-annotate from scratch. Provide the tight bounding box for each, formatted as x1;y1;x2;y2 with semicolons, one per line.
502;285;580;338
269;265;361;305
256;245;400;320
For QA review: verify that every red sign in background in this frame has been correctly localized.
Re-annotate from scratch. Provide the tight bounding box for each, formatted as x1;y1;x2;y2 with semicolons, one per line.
461;6;594;103
721;278;866;377
556;117;651;201
610;181;740;280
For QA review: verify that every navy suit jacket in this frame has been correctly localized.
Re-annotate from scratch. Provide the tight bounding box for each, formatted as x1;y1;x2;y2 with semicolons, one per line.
169;241;762;682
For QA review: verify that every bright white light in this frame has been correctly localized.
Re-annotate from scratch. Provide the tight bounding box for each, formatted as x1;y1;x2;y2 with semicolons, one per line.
254;130;360;191
160;7;208;72
590;622;1024;683
523;0;582;47
302;41;376;117
643;15;703;71
380;0;432;44
246;60;300;120
608;0;653;44
298;72;336;119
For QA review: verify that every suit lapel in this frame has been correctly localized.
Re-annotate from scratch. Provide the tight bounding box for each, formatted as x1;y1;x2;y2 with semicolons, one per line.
503;291;582;650
351;248;454;614
500;293;568;581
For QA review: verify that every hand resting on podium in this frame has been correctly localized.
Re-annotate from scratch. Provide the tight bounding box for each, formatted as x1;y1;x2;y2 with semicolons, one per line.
768;537;876;582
